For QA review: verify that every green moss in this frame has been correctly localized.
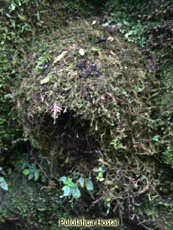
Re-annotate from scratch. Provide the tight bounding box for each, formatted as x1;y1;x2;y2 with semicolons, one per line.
14;17;169;228
16;18;157;154
1;0;172;229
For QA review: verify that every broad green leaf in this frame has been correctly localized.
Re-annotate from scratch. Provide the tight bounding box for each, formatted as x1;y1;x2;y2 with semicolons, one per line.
93;167;99;172
152;135;159;142
98;167;103;172
0;177;8;191
85;179;94;191
0;182;8;191
64;179;75;187
71;187;81;199
106;196;112;202
98;172;103;178
34;171;39;181
9;3;16;12
23;169;30;175
59;176;67;182
62;186;71;196
0;177;4;183
4;93;13;99
78;177;84;188
28;174;34;180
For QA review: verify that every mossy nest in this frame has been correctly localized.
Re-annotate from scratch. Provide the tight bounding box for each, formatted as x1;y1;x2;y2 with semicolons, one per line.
16;18;157;155
14;18;173;229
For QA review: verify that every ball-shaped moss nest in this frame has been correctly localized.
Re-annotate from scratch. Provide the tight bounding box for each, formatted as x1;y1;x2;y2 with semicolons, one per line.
16;19;157;156
15;19;167;227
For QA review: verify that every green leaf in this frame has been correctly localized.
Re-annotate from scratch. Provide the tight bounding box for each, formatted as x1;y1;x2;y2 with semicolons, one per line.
34;171;39;181
64;178;75;187
0;177;8;191
78;177;84;188
62;186;71;196
98;167;103;172
98;172;103;178
85;179;94;191
4;93;13;99
59;176;67;182
106;196;112;202
152;135;159;142
93;167;99;172
23;169;30;175
9;3;16;12
28;174;34;180
71;186;81;199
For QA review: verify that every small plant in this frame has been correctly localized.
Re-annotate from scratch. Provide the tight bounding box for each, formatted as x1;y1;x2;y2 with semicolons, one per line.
93;167;104;181
22;163;40;181
59;173;94;199
152;135;159;142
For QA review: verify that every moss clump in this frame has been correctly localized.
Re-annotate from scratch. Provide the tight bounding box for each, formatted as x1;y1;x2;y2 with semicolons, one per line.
14;18;173;229
16;18;157;154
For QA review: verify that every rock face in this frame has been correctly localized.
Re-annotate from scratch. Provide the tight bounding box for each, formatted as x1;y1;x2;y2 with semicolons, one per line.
14;18;170;229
